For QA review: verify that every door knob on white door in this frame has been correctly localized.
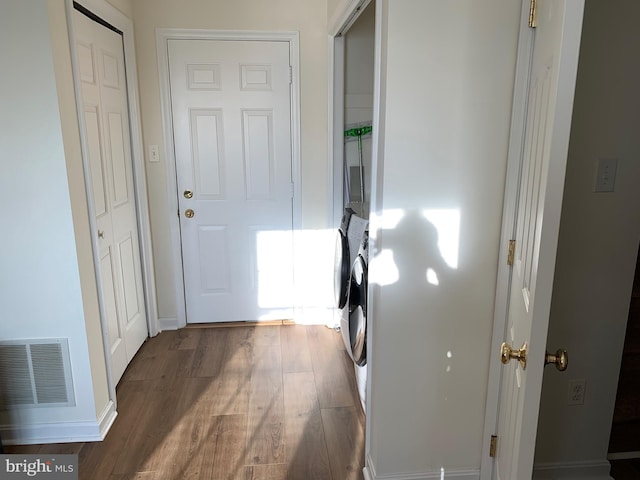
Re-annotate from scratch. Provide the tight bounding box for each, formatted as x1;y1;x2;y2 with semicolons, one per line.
544;349;568;371
98;230;104;239
500;341;528;370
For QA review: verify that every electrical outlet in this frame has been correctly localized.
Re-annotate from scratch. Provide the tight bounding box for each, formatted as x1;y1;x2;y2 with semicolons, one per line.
568;379;586;405
594;158;617;192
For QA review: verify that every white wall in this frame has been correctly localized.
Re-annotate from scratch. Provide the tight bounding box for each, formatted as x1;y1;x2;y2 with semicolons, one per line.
366;0;520;476
0;0;110;441
535;0;640;468
130;0;330;323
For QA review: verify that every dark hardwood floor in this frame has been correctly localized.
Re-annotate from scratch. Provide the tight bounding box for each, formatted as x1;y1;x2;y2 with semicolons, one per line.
6;325;365;480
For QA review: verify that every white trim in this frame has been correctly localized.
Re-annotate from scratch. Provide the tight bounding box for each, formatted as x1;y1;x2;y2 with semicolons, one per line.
608;451;640;460
155;29;302;326
97;399;117;438
532;460;612;480
479;1;535;478
158;316;179;331
368;471;479;480
64;0;158;417
365;454;480;480
364;470;374;480
329;34;345;227
329;0;374;37
0;401;115;445
365;0;387;461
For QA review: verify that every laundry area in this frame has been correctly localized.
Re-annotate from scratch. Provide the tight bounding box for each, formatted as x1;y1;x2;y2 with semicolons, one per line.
332;2;375;413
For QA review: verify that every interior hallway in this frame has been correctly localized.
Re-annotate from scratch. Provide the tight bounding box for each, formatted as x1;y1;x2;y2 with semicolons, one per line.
6;325;365;479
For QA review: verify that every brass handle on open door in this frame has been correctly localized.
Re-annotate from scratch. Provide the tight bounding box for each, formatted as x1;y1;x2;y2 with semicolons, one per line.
184;190;193;199
545;349;568;371
500;341;528;370
184;209;195;218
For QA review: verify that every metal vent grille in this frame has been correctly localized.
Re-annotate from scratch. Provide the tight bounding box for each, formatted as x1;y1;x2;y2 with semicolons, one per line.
0;339;75;409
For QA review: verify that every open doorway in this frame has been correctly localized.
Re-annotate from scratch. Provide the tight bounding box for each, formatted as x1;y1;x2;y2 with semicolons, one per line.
609;242;640;476
330;0;375;415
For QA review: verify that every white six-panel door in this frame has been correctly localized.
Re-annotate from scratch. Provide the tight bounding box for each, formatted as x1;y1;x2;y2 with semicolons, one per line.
168;39;294;324
73;9;148;384
493;1;584;478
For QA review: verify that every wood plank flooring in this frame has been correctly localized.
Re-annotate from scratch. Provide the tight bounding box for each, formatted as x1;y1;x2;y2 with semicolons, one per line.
5;325;365;480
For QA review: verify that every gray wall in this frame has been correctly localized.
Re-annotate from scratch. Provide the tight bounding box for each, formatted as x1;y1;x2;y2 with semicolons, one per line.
535;0;640;467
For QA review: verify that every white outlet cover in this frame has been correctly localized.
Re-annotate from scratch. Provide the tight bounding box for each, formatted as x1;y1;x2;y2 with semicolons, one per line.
594;158;617;192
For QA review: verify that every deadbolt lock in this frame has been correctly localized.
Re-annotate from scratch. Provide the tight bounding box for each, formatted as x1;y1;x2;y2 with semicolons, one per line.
183;190;193;199
184;209;195;218
500;341;528;370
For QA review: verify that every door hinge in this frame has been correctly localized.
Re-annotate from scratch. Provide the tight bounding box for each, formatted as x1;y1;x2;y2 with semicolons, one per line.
289;66;293;84
490;435;498;457
507;239;516;266
528;0;537;28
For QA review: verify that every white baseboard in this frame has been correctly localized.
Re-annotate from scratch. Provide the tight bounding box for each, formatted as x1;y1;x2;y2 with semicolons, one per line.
533;460;612;480
158;316;179;331
97;399;117;440
365;453;479;480
2;419;99;445
1;401;116;445
364;465;374;480
608;451;640;460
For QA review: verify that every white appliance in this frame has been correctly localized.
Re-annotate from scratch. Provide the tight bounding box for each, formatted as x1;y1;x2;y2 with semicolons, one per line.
334;207;368;411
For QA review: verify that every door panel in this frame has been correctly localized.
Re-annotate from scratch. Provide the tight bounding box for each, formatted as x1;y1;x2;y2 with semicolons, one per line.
242;110;275;199
74;9;148;384
106;112;129;205
191;110;225;198
493;1;584;478
84;107;108;216
99;249;127;379
168;39;294;323
198;225;231;293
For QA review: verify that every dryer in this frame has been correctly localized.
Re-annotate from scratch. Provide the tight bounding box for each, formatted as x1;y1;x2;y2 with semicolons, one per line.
343;228;368;366
343;227;369;412
334;207;368;312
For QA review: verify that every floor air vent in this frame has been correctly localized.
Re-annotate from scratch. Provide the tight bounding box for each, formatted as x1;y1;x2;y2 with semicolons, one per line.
0;339;75;409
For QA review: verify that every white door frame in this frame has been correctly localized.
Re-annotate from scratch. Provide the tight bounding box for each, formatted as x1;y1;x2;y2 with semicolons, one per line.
479;1;547;477
65;0;158;403
156;29;302;328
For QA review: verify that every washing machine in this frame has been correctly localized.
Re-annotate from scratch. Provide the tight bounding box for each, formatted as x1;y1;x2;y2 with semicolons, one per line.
334;207;368;312
346;228;369;412
343;229;368;366
334;207;369;411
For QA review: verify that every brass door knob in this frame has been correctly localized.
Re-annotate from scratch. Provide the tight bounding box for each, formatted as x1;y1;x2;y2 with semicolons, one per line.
500;341;528;370
183;189;193;199
545;349;568;371
184;209;195;218
98;230;105;239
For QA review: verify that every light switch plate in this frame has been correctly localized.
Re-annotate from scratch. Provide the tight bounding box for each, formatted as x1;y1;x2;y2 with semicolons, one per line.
149;144;160;163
